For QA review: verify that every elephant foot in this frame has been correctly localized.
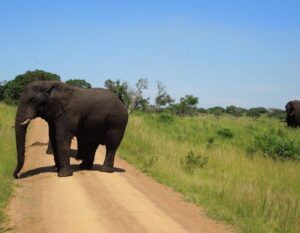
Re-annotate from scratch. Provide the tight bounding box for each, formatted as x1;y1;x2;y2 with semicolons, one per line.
99;165;114;173
79;162;93;170
58;167;73;177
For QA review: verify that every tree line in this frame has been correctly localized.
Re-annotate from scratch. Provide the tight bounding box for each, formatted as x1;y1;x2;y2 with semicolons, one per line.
0;70;285;119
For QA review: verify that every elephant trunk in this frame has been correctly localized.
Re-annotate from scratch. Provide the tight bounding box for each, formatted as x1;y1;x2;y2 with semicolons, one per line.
13;107;30;179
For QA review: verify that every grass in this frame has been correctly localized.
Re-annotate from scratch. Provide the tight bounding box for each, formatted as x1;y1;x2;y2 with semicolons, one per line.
119;113;300;233
0;103;16;231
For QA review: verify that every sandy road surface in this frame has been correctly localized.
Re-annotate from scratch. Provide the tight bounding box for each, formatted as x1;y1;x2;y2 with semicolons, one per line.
6;118;231;233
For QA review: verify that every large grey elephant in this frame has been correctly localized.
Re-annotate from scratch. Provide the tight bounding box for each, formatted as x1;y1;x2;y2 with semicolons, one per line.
14;81;128;178
285;100;300;127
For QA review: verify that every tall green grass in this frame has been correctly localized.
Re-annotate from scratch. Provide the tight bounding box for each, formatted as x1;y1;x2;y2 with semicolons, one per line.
119;113;300;233
0;103;16;230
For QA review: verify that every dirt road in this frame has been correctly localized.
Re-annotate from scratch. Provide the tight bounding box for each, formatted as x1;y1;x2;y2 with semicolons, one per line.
7;118;231;233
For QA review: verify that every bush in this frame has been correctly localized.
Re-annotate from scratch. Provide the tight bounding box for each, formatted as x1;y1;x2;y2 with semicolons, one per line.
0;81;7;101
169;95;198;116
181;151;208;172
65;79;91;88
217;128;234;138
246;109;261;120
158;113;174;123
254;130;299;160
226;105;246;117
267;108;286;121
207;106;225;115
207;137;214;144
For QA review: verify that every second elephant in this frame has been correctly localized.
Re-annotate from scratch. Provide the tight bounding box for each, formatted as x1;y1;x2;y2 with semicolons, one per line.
285;100;300;128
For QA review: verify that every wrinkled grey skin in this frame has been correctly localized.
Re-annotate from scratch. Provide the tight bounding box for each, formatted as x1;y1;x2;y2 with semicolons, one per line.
285;100;300;128
14;81;128;178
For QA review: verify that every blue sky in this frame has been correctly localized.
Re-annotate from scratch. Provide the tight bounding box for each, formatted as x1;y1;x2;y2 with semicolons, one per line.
1;0;299;109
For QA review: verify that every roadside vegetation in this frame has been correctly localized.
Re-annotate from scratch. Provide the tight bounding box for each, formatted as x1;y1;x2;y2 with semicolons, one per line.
119;113;300;233
0;103;16;230
1;71;295;232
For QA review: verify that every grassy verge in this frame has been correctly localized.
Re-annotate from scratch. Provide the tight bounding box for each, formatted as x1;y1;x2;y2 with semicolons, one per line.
119;113;300;233
0;103;16;231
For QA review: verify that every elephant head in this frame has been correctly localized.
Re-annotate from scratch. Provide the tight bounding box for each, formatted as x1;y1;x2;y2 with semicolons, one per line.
13;81;73;178
285;101;295;116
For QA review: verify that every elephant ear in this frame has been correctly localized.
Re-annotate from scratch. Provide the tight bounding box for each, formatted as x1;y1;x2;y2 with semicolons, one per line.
285;102;295;116
46;83;74;119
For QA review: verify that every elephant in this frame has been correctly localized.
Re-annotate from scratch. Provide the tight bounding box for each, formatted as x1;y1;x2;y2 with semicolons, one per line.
285;100;300;127
13;81;128;178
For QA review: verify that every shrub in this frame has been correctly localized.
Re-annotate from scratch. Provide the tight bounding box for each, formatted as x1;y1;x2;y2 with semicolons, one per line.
254;130;299;160
217;128;234;138
181;151;208;172
169;95;198;116
207;106;225;115
65;79;91;88
207;137;214;144
247;108;261;120
267;108;286;121
158;113;174;123
226;105;245;117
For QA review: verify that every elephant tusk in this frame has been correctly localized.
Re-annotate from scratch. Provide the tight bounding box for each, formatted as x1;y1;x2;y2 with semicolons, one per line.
20;119;31;125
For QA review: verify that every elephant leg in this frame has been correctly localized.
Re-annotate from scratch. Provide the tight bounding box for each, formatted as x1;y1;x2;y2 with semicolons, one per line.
55;128;73;177
79;142;98;170
76;136;85;160
101;147;116;173
48;123;59;171
102;128;125;172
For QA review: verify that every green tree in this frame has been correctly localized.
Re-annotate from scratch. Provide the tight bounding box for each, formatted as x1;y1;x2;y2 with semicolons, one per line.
251;107;268;114
129;78;149;112
0;81;7;101
247;108;261;120
4;70;60;104
155;81;174;109
267;108;286;121
105;78;149;112
226;105;246;117
197;107;207;114
104;79;131;109
136;98;150;112
171;95;198;116
207;106;225;116
65;79;91;88
226;105;238;114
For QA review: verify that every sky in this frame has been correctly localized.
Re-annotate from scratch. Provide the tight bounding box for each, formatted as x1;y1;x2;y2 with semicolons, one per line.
0;0;299;109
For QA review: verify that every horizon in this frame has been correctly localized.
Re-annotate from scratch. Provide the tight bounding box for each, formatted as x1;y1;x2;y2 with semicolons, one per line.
1;0;299;109
0;69;291;110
